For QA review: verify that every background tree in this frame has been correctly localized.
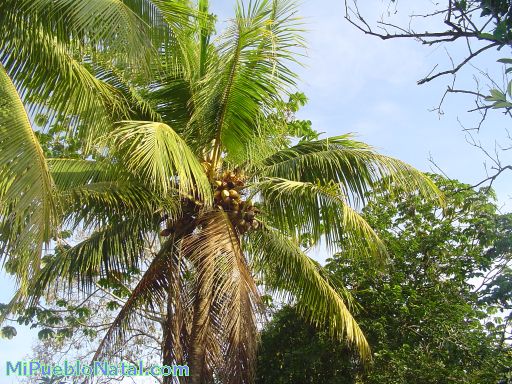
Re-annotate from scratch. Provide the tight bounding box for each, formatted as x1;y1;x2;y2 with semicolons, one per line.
256;174;512;384
344;0;512;189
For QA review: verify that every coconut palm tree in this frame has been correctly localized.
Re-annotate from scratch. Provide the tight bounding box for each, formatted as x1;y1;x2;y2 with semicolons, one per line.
0;0;440;383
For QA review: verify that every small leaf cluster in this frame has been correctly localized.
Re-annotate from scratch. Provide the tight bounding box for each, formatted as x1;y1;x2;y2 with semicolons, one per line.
480;0;512;41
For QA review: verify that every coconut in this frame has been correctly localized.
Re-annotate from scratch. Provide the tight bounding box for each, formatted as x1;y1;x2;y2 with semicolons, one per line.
221;189;230;198
229;189;239;199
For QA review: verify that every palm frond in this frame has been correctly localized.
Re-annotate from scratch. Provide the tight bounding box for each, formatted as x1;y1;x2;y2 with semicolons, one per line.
257;177;387;256
162;242;192;369
48;159;115;191
190;0;305;162
0;21;127;144
0;0;198;147
148;75;194;133
92;238;178;362
62;181;177;229
247;225;371;360
142;2;216;150
182;211;260;383
102;120;212;203
0;213;154;325
6;0;180;66
89;216;196;364
91;64;162;122
257;135;442;206
48;158;180;228
0;63;57;284
33;218;150;297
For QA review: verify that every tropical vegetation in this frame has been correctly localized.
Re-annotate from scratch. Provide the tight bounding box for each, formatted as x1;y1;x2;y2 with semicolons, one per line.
0;0;440;383
257;175;512;384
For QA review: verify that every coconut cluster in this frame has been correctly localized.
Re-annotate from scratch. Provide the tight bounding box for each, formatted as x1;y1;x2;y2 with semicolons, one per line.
214;171;260;234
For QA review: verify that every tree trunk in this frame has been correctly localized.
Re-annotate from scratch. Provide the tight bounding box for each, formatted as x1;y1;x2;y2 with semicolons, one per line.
161;218;196;384
162;278;211;384
188;293;210;384
188;239;216;384
162;271;184;384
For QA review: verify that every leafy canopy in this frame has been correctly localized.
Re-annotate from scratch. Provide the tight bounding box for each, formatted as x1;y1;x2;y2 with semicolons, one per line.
0;0;442;382
256;175;511;384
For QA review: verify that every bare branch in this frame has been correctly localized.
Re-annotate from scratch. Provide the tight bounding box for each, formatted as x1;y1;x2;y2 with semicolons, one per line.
418;43;500;84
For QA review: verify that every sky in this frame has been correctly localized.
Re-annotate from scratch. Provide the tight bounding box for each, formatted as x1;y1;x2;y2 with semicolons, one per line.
1;0;512;380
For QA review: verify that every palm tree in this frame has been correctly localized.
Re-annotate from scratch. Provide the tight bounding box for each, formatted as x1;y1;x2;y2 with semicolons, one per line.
0;0;440;383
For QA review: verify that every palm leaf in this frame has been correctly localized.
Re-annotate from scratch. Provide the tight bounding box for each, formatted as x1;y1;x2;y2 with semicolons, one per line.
257;177;387;256
102;120;212;203
28;218;150;297
5;0;180;66
48;158;180;228
0;20;127;144
247;225;371;360
48;159;116;191
182;211;260;383
190;0;305;162
258;135;442;206
91;64;163;122
92;236;183;362
0;63;57;283
61;181;176;229
1;214;167;331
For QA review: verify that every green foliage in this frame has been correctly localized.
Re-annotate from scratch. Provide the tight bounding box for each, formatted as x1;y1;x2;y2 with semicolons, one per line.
2;300;95;344
479;0;512;41
256;306;356;384
38;328;55;341
34;122;85;159
0;0;444;381
483;58;512;112
257;175;512;384
1;325;17;339
278;92;319;142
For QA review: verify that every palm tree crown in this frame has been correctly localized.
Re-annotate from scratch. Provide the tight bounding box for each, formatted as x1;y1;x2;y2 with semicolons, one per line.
0;1;440;383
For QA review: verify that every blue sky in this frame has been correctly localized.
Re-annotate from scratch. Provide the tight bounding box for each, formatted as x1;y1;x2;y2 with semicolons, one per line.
212;1;511;208
1;0;511;378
